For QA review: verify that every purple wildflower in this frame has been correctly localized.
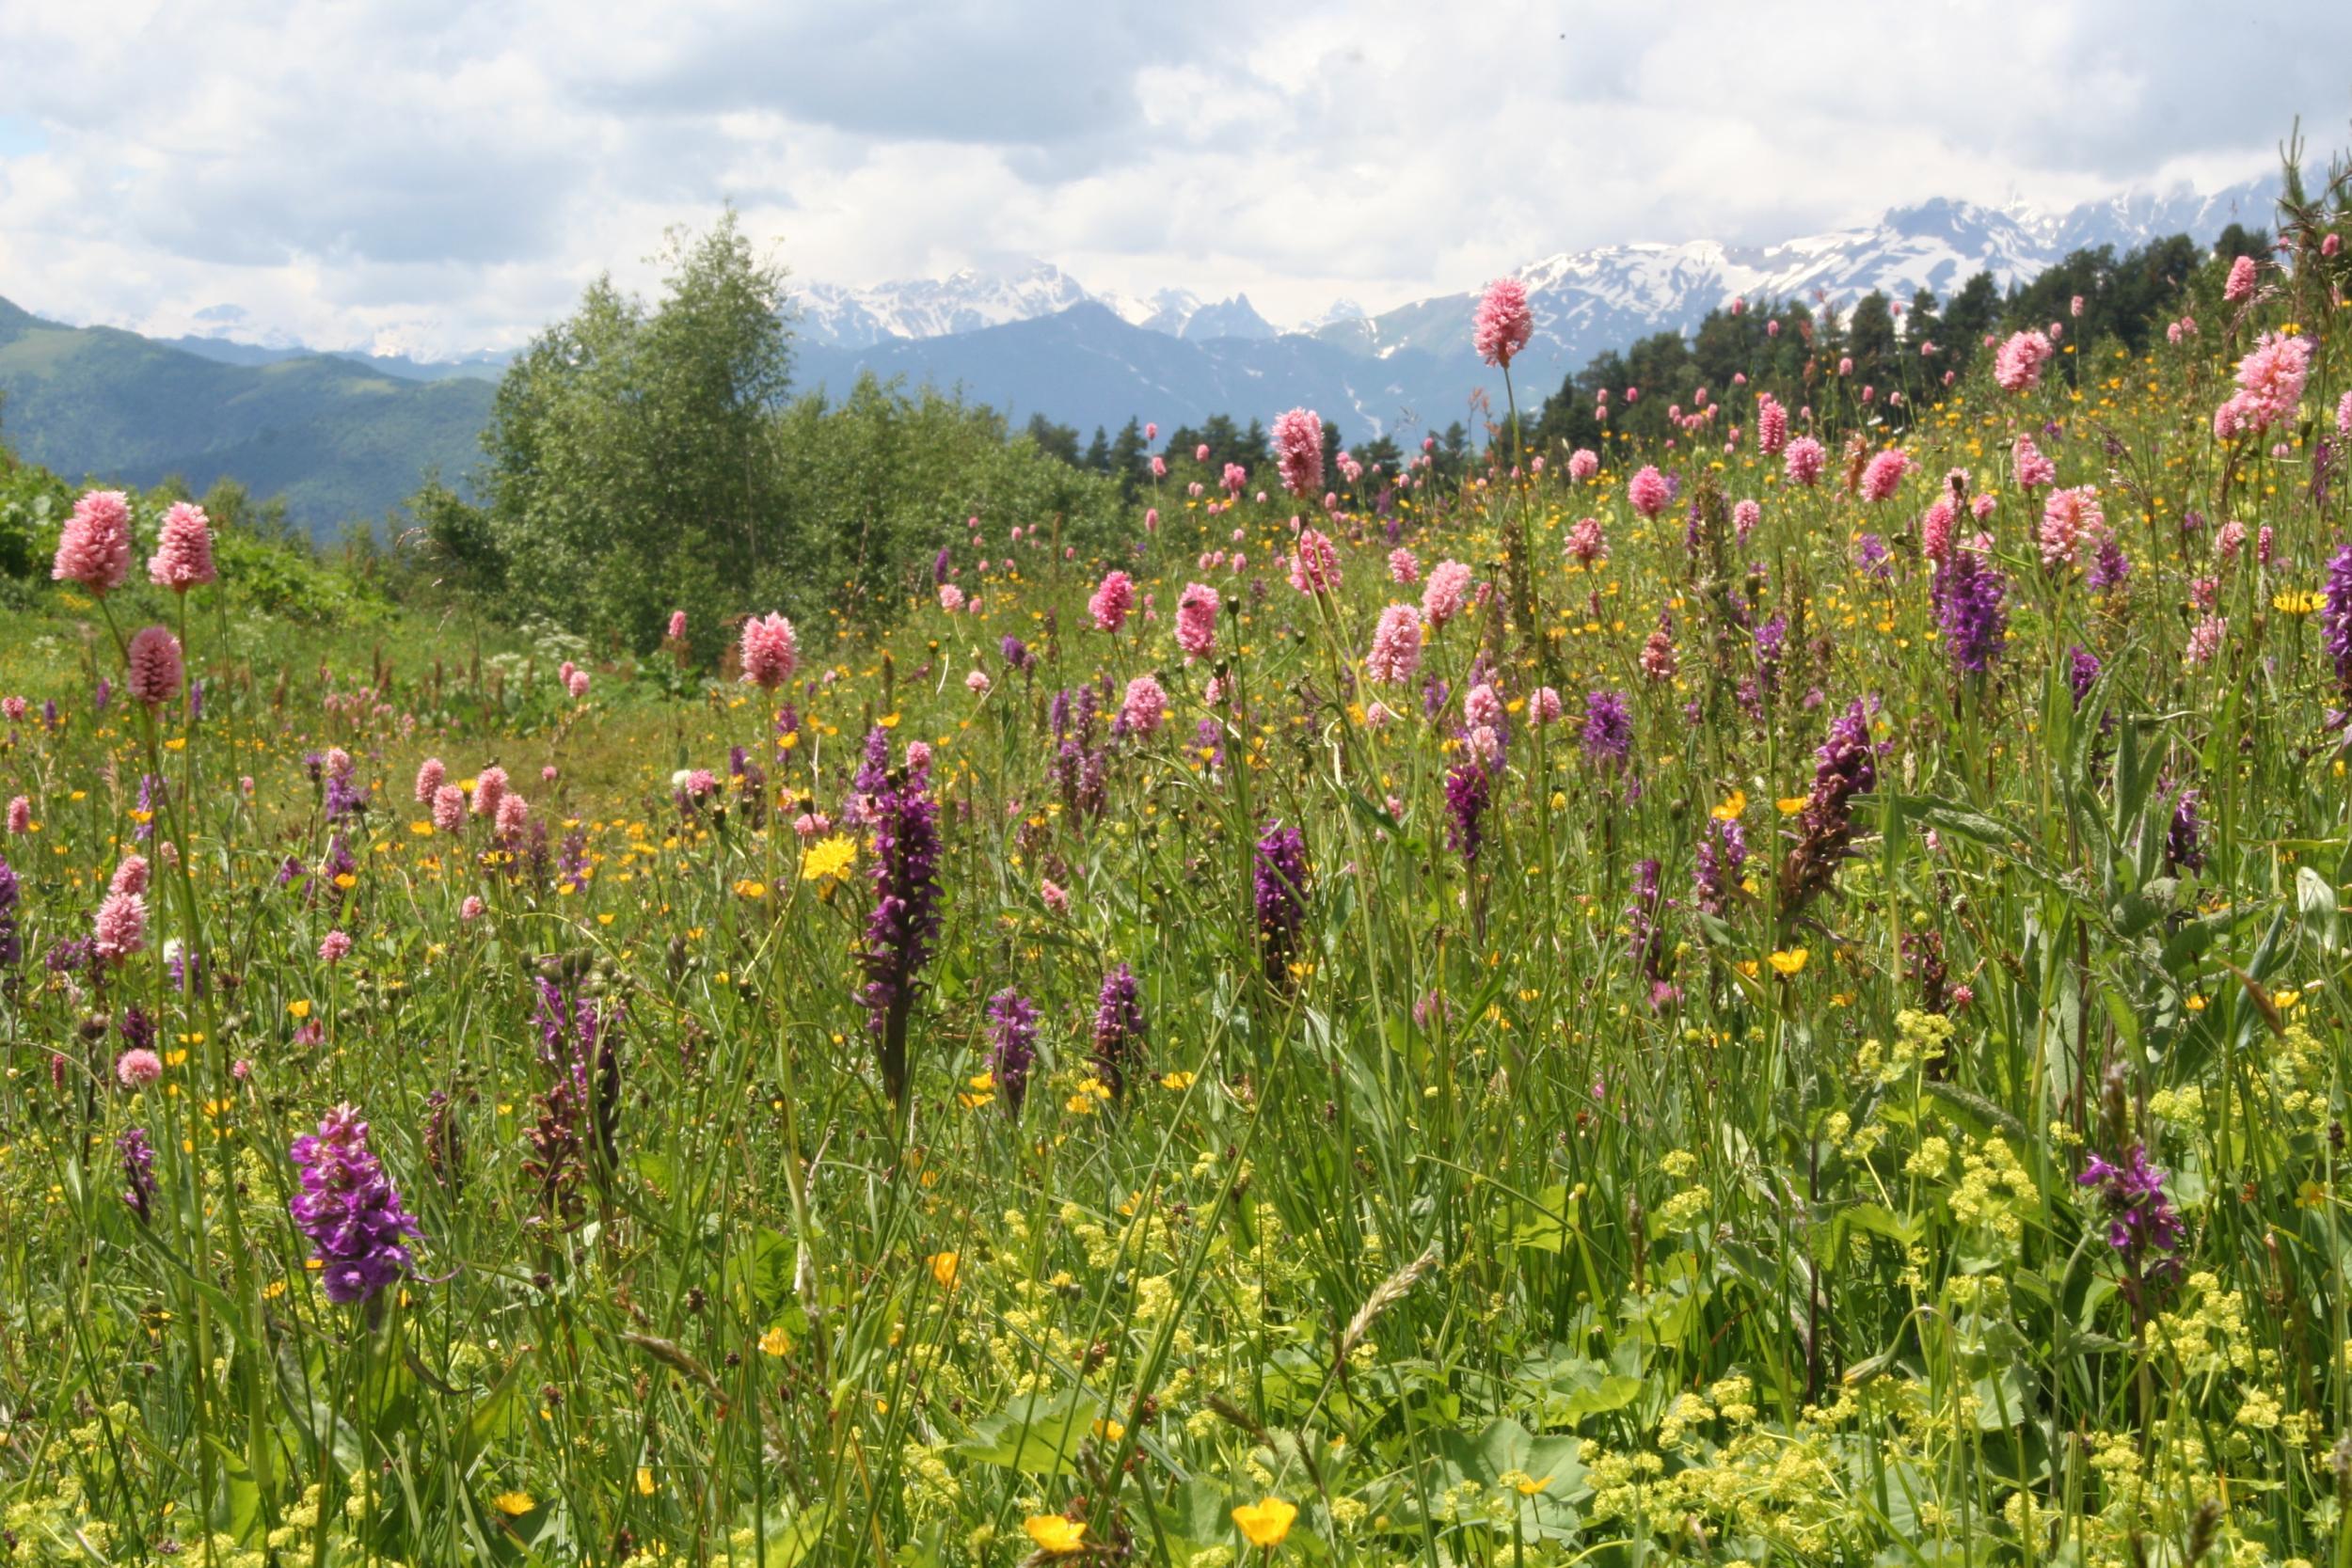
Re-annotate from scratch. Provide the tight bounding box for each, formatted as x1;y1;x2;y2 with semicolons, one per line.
0;853;19;969
1581;690;1634;769
119;1128;156;1225
2165;787;2205;875
288;1104;421;1307
1853;533;1891;578
1779;699;1884;927
1692;816;1747;916
2324;543;2352;698
2078;1145;2186;1314
1443;762;1489;864
2086;535;2130;592
1937;546;2008;674
1253;822;1311;986
860;738;944;1106
999;634;1034;673
2066;644;2101;708
986;990;1039;1116
1091;963;1146;1098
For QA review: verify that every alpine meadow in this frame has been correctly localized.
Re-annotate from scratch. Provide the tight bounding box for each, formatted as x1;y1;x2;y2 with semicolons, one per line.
9;40;2352;1568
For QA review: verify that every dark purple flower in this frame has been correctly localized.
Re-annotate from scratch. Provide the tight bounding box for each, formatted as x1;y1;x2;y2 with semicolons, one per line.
986;990;1039;1116
1754;615;1787;693
0;853;19;969
288;1104;421;1307
1937;546;2008;675
2066;644;2101;709
1692;816;1747;916
1581;689;1634;769
2165;786;2205;875
1253;822;1310;986
1091;963;1146;1098
1443;761;1489;864
119;1128;156;1225
2324;544;2352;698
2086;535;2130;592
1853;533;1891;579
999;634;1033;673
1779;699;1884;926
2078;1144;2186;1310
932;546;952;585
119;1005;155;1056
860;736;943;1106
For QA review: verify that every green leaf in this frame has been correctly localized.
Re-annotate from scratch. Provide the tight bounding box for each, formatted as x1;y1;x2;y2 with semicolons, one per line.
958;1386;1104;1475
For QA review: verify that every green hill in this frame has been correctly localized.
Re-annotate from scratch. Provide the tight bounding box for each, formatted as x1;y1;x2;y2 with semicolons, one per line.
0;295;491;537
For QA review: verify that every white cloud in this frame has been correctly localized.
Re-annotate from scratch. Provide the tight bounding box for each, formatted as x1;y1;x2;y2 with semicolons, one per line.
0;0;2336;355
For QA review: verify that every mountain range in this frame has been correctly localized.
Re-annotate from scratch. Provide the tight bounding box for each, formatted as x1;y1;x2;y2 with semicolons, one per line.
0;174;2280;535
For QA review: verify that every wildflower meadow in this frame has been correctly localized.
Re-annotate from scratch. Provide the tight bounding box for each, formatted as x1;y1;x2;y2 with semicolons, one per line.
7;159;2352;1568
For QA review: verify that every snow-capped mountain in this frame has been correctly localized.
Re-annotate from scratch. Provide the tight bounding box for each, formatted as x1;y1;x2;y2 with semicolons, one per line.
785;173;2281;408
1309;178;2279;384
791;260;1092;349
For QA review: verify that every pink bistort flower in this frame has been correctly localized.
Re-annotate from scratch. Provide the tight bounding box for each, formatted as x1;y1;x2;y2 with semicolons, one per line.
53;489;132;594
148;501;218;592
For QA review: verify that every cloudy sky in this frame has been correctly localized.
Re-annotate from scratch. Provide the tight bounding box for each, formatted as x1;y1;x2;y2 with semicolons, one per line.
0;0;2344;357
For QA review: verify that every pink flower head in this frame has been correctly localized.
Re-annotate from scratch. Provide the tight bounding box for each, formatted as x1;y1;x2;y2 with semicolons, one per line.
1472;277;1534;368
739;612;799;689
1387;546;1421;584
470;765;509;819
1567;448;1599;481
1088;569;1136;632
937;583;965;614
564;668;591;700
1732;499;1761;541
1272;407;1325;498
1921;498;1955;565
1627;465;1672;518
124;626;184;706
2338;388;2352;436
2224;254;2257;303
460;895;485;922
1566;516;1606;564
320;929;353;964
1041;879;1070;915
1422;560;1472;628
2185;613;2228;666
1364;604;1423;686
1994;329;2053;394
94;890;147;961
1464;682;1503;728
2070;293;2085;318
1287;528;1341;595
667;610;688;641
148;501;218;592
1530;686;1563;724
1120;674;1167;736
53;489;133;594
1175;582;1218;662
1783;436;1827;487
2217;331;2312;436
414;757;446;803
2012;436;2057;489
1859;449;1910;503
117;1048;164;1089
432;784;466;833
964;669;991;696
6;796;28;834
1756;394;1788;456
494;790;529;839
2038;485;2106;567
111;855;149;896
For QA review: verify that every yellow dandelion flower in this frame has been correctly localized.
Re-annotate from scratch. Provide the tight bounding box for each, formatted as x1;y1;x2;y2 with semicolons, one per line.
492;1491;534;1517
1768;948;1808;976
929;1251;960;1289
800;835;859;882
